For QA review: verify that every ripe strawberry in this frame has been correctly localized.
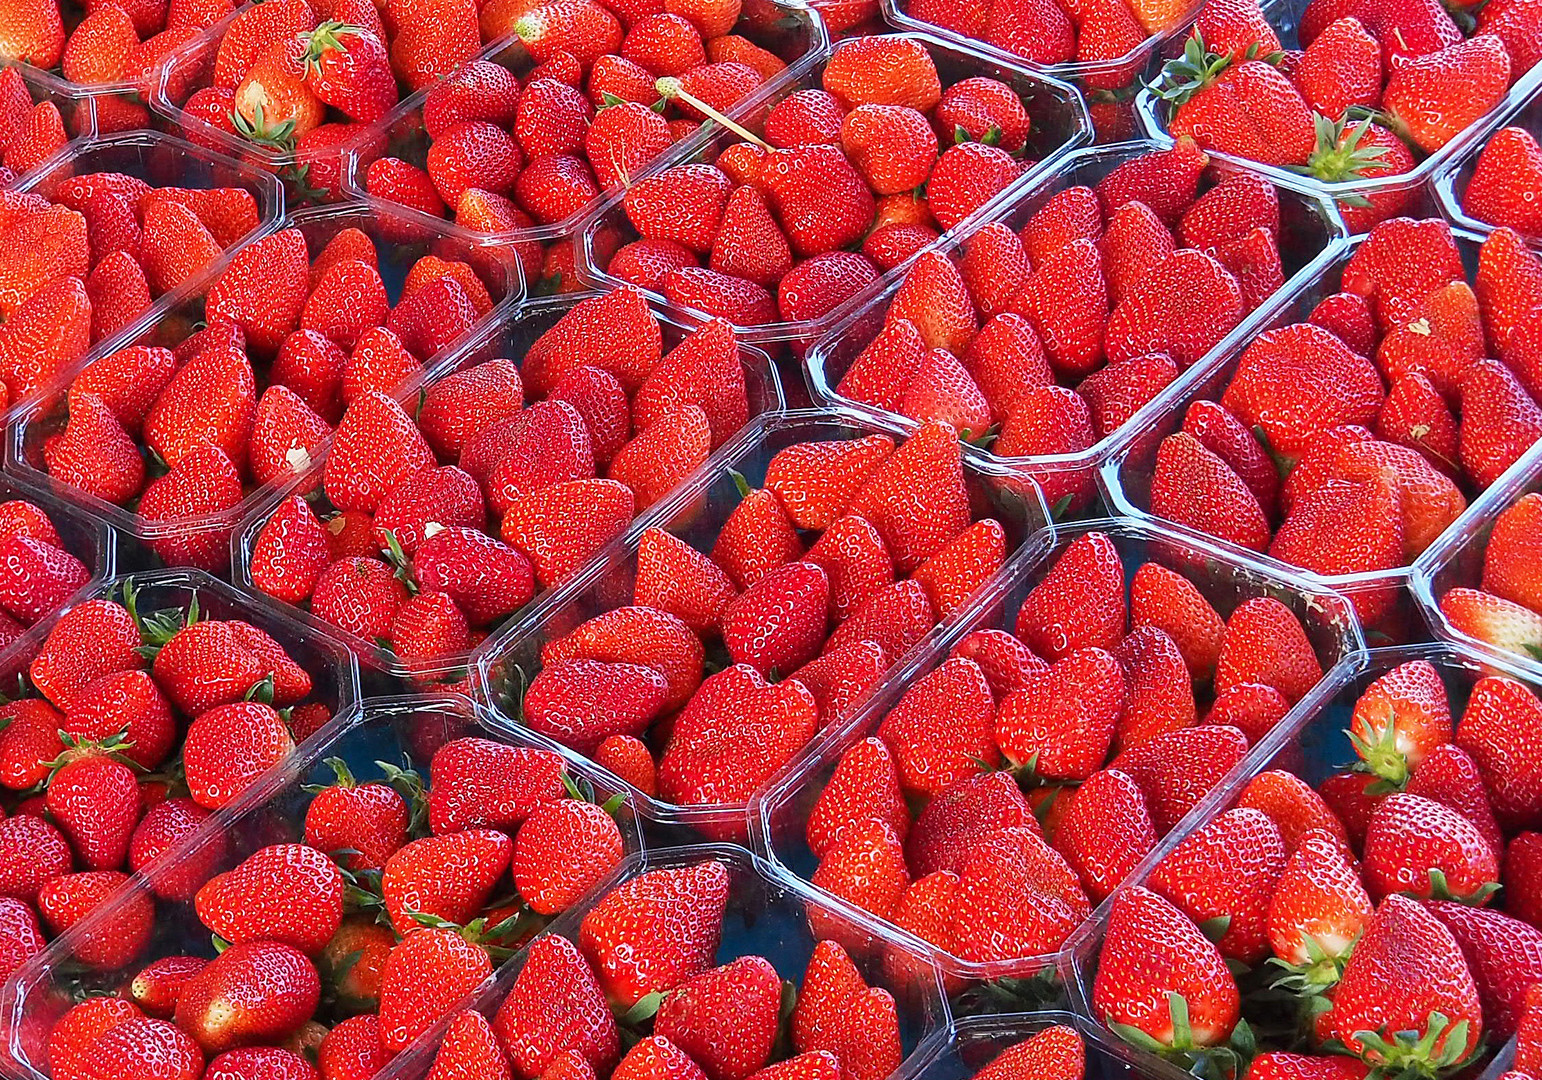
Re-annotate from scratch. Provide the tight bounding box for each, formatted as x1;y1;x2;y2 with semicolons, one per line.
1149;432;1272;553
175;940;320;1054
1325;894;1483;1068
195;843;344;956
182;701;295;811
1383;35;1510;154
1094;885;1241;1048
654;956;781;1080
763;145;876;257
379;827;512;935
378;927;493;1053
1468;132;1542;234
1214;596;1322;705
579;859;729;1006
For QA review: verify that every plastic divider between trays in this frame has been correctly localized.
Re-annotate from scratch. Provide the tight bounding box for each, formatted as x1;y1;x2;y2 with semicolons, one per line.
334;1;832;250
0;478;118;688
749;514;1365;996
1095;221;1497;642
231;289;783;681
572;30;1095;355
1412;436;1542;682
467;406;1053;840
0;691;636;1080
0;128;287;423
369;842;951;1080
1131;0;1542;218
1060;639;1540;1080
1432;81;1542;247
891;1009;1186;1080
5;195;525;575
802;138;1350;503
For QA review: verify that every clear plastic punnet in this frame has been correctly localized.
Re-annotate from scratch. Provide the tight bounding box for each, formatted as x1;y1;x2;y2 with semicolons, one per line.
575;31;1093;356
803;139;1349;516
1099;221;1500;644
1433;85;1542;245
1133;0;1542;231
337;0;829;259
0;692;640;1080
233;291;784;681
888;1009;1196;1080
5;199;522;575
751;516;1363;1002
1411;437;1542;683
1064;640;1539;1080
473;408;1052;841
369;843;950;1080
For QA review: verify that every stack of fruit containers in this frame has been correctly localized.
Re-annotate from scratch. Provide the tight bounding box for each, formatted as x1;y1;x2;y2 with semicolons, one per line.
1133;0;1542;233
471;408;1052;840
575;31;1093;355
230;290;784;683
1412;439;1542;684
0;691;641;1078
338;0;828;284
0;478;115;667
151;0;827;208
751;517;1362;1007
1064;640;1542;1080
889;1011;1177;1080
0;567;359;1037
1434;91;1542;250
0;129;283;419
367;843;948;1080
5;195;523;576
803;140;1347;517
1099;218;1537;643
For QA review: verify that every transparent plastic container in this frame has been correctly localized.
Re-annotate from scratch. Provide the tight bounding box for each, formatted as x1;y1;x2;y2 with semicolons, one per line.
1132;0;1542;226
473;407;1052;841
1411;438;1542;683
1433;83;1542;244
1063;641;1535;1080
803;139;1349;514
575;30;1093;356
3;129;285;411
232;291;784;681
1098;223;1494;643
0;476;116;672
4;199;522;575
0;691;636;1080
892;1010;1195;1080
371;842;950;1080
339;0;829;258
752;516;1363;997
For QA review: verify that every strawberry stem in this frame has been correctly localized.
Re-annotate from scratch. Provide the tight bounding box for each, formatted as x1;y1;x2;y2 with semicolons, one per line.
654;78;773;151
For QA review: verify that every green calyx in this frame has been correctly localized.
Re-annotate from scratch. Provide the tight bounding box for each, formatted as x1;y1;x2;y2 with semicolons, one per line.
1346;710;1412;791
299;21;368;78
1107;993;1255;1080
1150;33;1233;107
1294;114;1391;189
1267;931;1355;996
231;101;300;152
1352;1010;1481;1079
1410;867;1502;907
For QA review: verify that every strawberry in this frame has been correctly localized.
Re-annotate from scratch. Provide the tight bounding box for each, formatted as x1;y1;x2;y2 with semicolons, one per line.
654;956;781;1080
975;1027;1085;1080
577;859;729;1006
512;798;625;914
195;843;344;956
1459;357;1542;489
1466;127;1542;238
925;141;1024;231
762;145;875;257
524;659;669;754
952;827;1088;962
1016;531;1125;662
206;229;311;357
1157;42;1316;167
1456;675;1542;831
810;817;910;934
1348;659;1452;786
1093;886;1241;1049
379;827;511;935
657;665;820;808
720;560;829;676
1383;35;1510;154
87;1018;206;1080
1214;596;1322;705
175;940;320;1054
1151;807;1287;963
1267;828;1371;993
378;927;493;1053
1427;901;1542;1038
1113;724;1249;833
425;1012;513;1080
1149;432;1272;552
1324;894;1482;1070
182;701;295;810
1442;588;1542;660
1014;238;1108;378
995;647;1123;780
